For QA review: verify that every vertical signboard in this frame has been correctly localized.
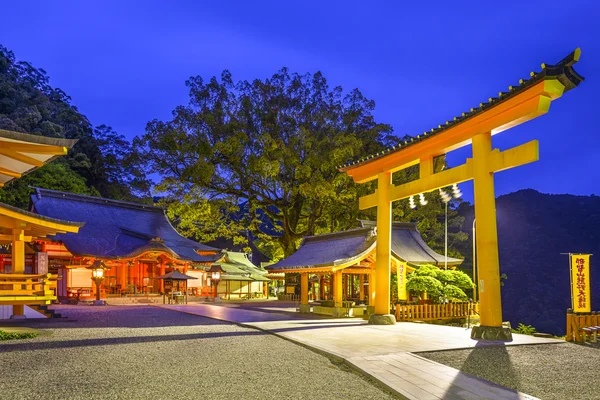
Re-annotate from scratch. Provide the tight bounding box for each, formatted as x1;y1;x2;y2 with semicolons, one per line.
570;254;591;313
36;252;49;275
397;263;407;301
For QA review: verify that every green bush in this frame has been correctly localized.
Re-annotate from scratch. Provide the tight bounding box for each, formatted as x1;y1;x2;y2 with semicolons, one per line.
0;330;38;341
511;323;537;335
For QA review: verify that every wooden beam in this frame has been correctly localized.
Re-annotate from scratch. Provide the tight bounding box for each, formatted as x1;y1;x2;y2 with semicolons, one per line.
0;149;45;167
488;140;539;173
0;234;32;242
2;143;67;155
358;140;540;210
359;160;474;209
0;167;22;178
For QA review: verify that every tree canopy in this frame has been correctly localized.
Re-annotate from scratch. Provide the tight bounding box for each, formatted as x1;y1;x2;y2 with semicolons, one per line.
134;69;396;257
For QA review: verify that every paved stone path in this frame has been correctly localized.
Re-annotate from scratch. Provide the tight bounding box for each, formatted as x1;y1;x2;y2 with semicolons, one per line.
160;303;562;400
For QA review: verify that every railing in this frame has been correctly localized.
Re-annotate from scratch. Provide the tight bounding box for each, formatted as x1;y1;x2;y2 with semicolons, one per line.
395;302;479;321
277;294;300;301
0;273;58;301
566;310;599;342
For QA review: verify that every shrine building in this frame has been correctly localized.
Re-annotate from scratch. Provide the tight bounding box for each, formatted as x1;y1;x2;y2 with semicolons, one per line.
265;220;461;316
30;188;223;300
29;187;270;302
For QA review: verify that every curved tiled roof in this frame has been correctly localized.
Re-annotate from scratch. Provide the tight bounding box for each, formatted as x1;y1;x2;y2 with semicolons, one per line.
265;222;460;271
338;49;584;171
30;188;221;263
266;227;377;271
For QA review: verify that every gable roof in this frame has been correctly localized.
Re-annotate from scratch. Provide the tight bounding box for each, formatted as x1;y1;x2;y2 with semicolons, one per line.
30;188;221;263
212;251;270;282
266;222;462;271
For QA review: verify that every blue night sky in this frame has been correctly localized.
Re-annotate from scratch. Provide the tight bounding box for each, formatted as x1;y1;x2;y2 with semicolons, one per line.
1;1;599;202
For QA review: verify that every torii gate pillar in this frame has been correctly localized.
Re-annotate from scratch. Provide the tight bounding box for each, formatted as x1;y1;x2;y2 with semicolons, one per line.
471;132;511;340
369;172;396;325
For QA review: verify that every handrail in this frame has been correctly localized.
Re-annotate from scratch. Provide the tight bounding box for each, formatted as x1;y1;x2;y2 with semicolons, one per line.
395;302;479;321
0;273;58;298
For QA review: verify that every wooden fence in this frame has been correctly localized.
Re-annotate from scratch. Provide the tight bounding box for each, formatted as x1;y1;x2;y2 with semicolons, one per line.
395;302;479;321
566;310;599;342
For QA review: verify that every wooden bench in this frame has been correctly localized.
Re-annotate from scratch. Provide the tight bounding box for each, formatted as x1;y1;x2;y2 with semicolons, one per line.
581;326;600;343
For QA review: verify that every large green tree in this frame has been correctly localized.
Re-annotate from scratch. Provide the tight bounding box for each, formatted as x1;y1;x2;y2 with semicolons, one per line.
135;69;394;257
0;44;149;206
135;68;468;260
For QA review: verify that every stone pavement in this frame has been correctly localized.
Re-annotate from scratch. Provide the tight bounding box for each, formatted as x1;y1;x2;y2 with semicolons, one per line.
159;303;562;400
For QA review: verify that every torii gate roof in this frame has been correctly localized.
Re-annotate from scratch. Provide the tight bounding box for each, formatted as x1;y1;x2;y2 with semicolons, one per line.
339;49;584;183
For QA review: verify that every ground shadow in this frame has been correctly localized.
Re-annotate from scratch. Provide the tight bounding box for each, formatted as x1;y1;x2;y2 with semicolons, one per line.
0;305;232;330
448;342;521;397
0;329;266;353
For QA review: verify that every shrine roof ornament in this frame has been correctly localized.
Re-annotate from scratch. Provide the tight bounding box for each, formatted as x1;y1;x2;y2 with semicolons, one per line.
337;49;584;176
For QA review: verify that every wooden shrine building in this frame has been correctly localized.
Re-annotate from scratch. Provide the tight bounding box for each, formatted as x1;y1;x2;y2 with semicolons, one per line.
30;188;223;300
265;221;461;316
209;251;270;300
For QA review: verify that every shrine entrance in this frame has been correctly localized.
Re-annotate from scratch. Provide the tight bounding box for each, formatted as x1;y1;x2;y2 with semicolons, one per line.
339;50;584;340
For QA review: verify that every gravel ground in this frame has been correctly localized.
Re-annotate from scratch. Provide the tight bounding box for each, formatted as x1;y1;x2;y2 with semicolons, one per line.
0;305;396;400
420;342;600;400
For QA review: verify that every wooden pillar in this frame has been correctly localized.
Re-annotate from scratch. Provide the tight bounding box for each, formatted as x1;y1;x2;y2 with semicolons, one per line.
300;273;309;305
119;262;127;294
12;228;26;317
374;171;392;316
319;275;324;300
334;270;343;308
472;132;503;328
342;274;348;300
369;269;376;305
359;274;365;301
159;261;166;293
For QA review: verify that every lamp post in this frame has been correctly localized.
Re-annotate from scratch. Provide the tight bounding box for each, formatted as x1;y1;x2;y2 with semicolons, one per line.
207;265;224;301
86;260;109;305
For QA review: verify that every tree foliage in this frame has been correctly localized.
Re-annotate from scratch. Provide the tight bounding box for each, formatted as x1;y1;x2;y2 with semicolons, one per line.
134;68;468;258
0;44;149;207
135;69;394;257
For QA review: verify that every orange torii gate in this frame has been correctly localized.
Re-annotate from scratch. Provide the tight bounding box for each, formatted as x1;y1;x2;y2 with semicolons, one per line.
339;49;584;340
